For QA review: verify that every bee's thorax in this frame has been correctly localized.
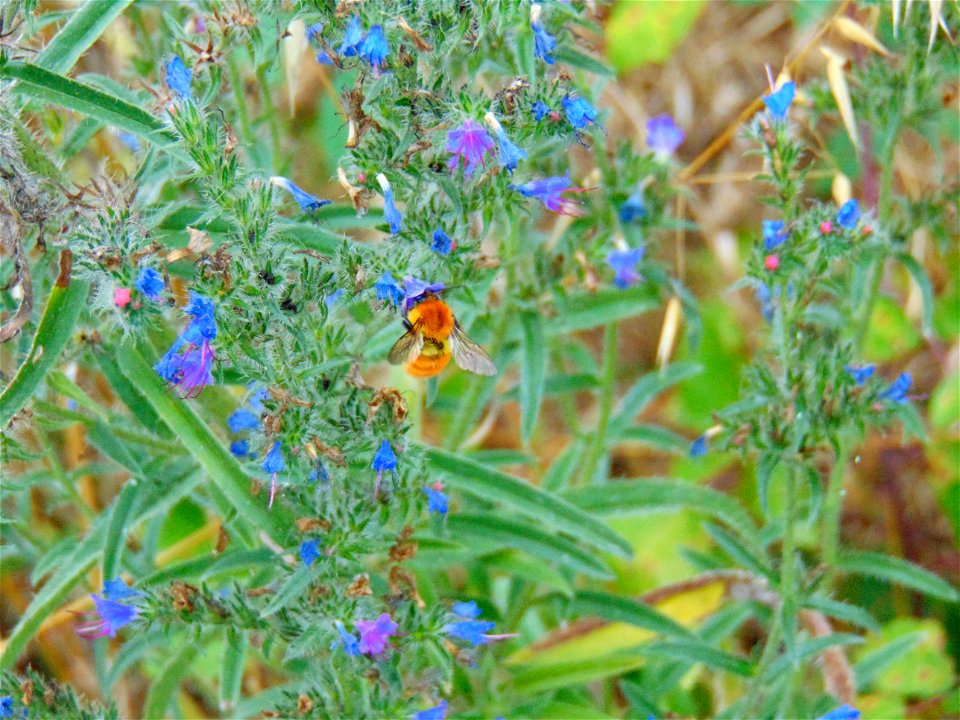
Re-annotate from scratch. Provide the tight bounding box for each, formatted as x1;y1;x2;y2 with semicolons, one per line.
408;297;455;340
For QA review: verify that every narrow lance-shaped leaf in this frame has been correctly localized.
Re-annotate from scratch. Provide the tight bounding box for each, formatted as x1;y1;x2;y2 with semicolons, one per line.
572;590;695;640
520;311;546;444
423;445;632;558
834;550;959;602
607;362;701;439
34;0;135;74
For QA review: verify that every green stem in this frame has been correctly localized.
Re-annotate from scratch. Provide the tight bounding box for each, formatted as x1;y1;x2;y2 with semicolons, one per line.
227;52;255;151
820;443;849;585
744;608;784;714
778;464;799;710
256;64;282;165
579;321;617;485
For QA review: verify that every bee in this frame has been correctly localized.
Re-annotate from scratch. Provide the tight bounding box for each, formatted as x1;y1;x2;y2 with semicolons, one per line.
387;292;496;378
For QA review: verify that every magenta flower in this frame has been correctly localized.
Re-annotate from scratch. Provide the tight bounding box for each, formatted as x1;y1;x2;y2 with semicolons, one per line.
511;172;589;216
445;120;495;177
356;612;398;656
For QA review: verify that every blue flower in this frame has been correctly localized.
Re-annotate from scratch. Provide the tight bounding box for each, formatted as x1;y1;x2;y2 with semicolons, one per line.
377;173;403;234
305;23;323;42
0;697;12;719
530;3;555;64
562;96;599;130
532;101;551;121
446;120;495;177
263;441;285;474
155;339;215;398
135;267;164;301
431;229;453;255
230;439;252;458
269;176;331;213
817;705;860;720
690;434;708;458
619;190;646;223
77;595;139;638
606;247;645;289
879;372;911;403
325;288;344;310
338;15;364;57
423;486;449;514
413;700;448;720
452;601;481;618
762;220;788;250
512;172;588;216
845;364;875;386
182;291;218;342
359;25;389;71
229;409;260;433
331;621;361;656
300;539;322;567
445;619;497;646
164;56;193;101
246;384;270;413
316;50;336;65
372;439;397;498
836;199;861;229
376;272;406;305
494;128;526;173
118;132;140;152
646;115;685;155
403;276;446;310
756;282;778;323
762;80;796;121
102;578;143;602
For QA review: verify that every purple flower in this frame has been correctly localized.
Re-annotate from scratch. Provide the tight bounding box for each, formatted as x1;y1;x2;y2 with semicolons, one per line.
445;120;495;177
300;539;322;567
359;25;389;71
102;578;143;601
331;621;361;656
606;247;645;289
413;700;448;720
263;441;285;507
270;176;331;213
452;601;481;618
77;595;138;638
135;267;164;301
836;199;861;229
376;173;403;234
763;220;788;250
423;486;449;514
879;372;911;403
690;434;708;458
845;364;875;386
562;96;599;130
431;229;453;255
619;190;646;223
230;439;252;458
646;115;685;155
229;409;260;433
372;439;397;498
338;16;364;57
164;56;193;102
763;80;796;121
532;101;551;121
356;612;398;656
376;272;405;305
512;172;588;216
404;276;446;310
155;337;215;398
817;705;860;720
530;3;555;64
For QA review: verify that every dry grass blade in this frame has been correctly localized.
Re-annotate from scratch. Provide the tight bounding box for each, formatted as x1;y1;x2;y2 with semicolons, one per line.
834;16;892;56
821;45;860;150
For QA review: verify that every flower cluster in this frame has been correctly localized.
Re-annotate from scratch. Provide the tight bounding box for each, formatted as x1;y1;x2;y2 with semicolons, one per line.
154;293;217;398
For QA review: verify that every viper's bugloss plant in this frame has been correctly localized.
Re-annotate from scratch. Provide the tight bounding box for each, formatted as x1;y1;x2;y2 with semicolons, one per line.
1;1;957;719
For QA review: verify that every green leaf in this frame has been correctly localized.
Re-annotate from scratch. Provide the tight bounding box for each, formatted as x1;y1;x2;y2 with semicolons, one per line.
261;567;315;617
510;652;646;694
553;46;614;77
447;514;614;579
117;340;290;540
35;0;134;75
618;423;689;453
764;633;864;679
220;629;248;714
101;479;139;583
423;446;632;558
802;596;880;632
142;638;202;719
642;638;753;677
482;549;574;596
571;590;694;639
548;285;659;335
541;441;584;492
562;478;762;552
0;275;89;428
896;252;934;335
703;522;774;582
520;311;546;444
835;550;959;602
854;631;924;689
1;62;177;148
608;362;701;439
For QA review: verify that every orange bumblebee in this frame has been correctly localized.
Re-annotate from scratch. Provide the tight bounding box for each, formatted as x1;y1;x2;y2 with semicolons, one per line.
388;292;496;378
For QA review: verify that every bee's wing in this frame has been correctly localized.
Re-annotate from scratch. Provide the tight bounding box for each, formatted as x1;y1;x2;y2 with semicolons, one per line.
387;320;424;365
450;322;497;376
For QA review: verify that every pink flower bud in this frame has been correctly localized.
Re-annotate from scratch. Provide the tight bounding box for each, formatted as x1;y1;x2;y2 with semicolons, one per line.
764;255;780;271
114;288;132;307
819;221;832;234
